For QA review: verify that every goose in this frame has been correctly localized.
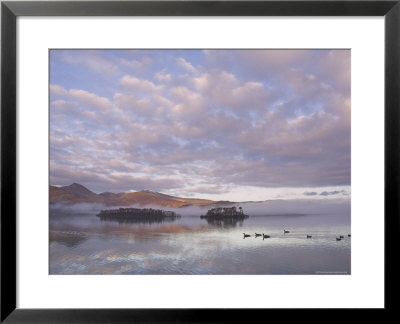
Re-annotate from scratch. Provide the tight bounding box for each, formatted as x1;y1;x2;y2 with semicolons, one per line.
255;233;262;238
306;235;312;238
336;237;342;241
348;234;351;237
339;235;344;239
262;234;270;240
243;233;251;238
284;230;290;234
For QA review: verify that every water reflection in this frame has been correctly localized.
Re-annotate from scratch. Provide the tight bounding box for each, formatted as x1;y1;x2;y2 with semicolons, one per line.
50;211;351;275
203;216;245;228
98;214;181;225
50;231;88;248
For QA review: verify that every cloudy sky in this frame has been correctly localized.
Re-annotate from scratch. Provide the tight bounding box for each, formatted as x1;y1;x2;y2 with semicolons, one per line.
50;49;350;201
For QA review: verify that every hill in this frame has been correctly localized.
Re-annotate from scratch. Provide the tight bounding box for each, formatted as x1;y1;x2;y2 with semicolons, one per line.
49;183;216;208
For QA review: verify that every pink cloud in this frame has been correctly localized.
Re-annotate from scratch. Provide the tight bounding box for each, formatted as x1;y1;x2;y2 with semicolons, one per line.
120;75;164;93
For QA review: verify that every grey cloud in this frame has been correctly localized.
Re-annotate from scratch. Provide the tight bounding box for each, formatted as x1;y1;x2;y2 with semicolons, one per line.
304;192;318;196
50;163;185;193
184;185;231;195
319;190;346;196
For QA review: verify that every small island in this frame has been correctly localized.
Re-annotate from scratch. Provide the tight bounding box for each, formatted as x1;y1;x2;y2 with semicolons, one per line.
200;206;249;220
97;207;180;224
200;206;249;228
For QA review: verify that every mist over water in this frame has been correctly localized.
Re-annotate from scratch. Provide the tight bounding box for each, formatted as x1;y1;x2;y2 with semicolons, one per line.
50;198;350;217
50;199;350;275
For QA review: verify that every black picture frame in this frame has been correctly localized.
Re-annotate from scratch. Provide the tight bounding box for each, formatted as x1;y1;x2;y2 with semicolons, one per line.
1;0;399;322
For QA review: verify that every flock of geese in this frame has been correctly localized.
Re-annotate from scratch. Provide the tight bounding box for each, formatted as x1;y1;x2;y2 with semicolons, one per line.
243;230;351;241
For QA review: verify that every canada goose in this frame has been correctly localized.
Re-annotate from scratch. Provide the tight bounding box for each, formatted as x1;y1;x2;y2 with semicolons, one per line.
339;235;344;239
284;230;290;234
243;233;251;238
255;233;262;237
262;234;270;240
307;235;312;238
348;234;351;237
336;238;341;241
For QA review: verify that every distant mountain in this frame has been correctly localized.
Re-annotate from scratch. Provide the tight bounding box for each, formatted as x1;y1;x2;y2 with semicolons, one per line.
61;183;104;202
98;192;125;199
49;183;217;208
49;185;79;203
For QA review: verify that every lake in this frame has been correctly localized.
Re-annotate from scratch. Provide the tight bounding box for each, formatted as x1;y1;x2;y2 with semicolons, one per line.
49;200;351;275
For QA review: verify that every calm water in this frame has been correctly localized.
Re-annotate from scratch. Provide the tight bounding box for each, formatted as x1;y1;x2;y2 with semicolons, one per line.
50;204;351;275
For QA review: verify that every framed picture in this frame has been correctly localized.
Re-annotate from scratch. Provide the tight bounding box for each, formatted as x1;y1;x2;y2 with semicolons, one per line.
1;0;399;321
